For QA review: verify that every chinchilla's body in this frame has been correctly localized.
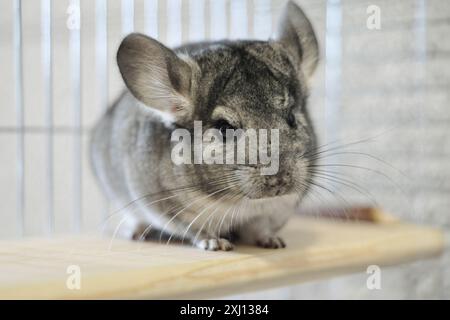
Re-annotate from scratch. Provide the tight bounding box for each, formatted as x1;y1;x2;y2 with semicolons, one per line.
91;1;319;250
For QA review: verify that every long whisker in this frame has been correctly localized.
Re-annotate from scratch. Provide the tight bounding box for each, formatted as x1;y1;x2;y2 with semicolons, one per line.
214;191;246;238
191;188;243;245
304;178;353;211
100;172;240;231
107;215;130;251
162;183;238;244
308;151;404;174
182;184;241;245
309;170;379;207
209;177;255;238
307;162;405;194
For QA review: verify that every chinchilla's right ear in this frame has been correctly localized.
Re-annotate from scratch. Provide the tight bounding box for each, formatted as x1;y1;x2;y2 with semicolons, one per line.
117;33;195;122
276;1;319;78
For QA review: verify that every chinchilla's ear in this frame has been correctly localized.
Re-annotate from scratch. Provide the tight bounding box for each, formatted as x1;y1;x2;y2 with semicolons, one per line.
276;1;319;78
117;33;195;121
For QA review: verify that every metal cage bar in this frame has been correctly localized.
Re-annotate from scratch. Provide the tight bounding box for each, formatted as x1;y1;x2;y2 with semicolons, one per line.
121;0;134;36
41;0;54;234
5;0;307;238
69;0;82;232
13;0;25;237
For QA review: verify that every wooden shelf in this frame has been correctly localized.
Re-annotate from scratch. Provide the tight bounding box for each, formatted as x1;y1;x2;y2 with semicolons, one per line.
0;208;444;299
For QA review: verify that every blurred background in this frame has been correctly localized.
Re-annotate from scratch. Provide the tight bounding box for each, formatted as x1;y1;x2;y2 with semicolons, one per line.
0;0;449;298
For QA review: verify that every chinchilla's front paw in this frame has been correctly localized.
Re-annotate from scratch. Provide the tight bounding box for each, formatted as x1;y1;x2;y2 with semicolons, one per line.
256;236;286;249
196;238;234;251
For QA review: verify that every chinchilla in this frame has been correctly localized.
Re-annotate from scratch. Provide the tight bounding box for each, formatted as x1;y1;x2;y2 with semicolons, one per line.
90;1;319;251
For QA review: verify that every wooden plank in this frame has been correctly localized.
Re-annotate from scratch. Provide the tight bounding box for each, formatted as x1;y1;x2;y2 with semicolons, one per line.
0;209;444;299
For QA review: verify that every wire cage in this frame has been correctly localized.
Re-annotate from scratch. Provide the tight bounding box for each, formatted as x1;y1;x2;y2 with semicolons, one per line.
0;0;449;300
1;0;294;238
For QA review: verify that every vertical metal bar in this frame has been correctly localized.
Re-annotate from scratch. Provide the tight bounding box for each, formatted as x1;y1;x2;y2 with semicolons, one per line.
203;0;210;40
41;0;54;234
325;0;342;189
158;0;167;43
96;0;108;221
121;0;134;36
247;0;254;38
145;0;158;39
188;0;204;42
166;0;182;47
69;0;82;232
225;0;231;38
252;0;271;39
230;0;248;40
13;0;25;237
210;0;227;39
270;0;277;37
181;0;189;44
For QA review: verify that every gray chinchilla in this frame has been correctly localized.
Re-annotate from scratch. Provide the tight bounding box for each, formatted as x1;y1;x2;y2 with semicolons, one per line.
91;1;319;251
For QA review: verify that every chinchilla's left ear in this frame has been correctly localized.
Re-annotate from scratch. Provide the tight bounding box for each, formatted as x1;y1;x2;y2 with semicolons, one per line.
276;1;319;78
117;33;195;123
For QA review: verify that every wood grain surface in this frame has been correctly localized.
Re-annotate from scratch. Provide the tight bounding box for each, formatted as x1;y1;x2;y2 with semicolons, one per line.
0;209;444;299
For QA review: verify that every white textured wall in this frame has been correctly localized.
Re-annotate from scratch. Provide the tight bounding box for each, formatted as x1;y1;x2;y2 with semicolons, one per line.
0;0;448;298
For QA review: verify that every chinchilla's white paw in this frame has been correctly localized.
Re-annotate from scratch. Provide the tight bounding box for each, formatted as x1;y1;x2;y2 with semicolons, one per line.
196;238;234;251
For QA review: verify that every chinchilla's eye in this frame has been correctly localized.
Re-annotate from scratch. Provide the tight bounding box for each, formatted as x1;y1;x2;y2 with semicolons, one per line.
214;119;236;137
287;111;297;128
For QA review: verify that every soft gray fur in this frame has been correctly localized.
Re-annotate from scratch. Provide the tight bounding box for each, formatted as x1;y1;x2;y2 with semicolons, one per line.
91;1;319;251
